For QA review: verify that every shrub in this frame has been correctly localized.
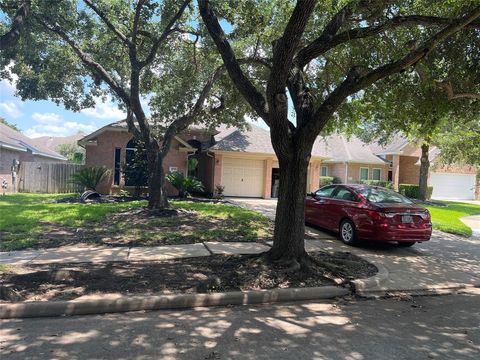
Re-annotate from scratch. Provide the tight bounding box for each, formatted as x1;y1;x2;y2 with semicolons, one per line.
214;184;225;199
70;166;111;191
361;180;394;189
398;184;433;199
319;176;334;186
166;171;205;198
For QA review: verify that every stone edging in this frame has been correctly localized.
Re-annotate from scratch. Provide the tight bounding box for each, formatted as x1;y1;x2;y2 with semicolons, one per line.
0;286;350;319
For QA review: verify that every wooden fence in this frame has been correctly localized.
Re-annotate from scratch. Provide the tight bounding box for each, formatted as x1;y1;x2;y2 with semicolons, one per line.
18;162;84;193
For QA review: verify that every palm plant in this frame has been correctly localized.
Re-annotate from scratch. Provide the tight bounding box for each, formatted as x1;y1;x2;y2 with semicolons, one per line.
70;166;111;191
166;171;204;198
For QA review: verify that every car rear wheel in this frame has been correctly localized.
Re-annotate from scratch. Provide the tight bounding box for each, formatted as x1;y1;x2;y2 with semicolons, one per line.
340;219;357;245
398;241;416;247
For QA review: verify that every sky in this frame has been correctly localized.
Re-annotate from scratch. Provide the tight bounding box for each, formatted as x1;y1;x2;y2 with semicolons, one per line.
0;11;268;139
0;75;129;138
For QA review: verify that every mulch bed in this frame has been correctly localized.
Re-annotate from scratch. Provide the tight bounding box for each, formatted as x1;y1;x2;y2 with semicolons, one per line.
0;251;377;302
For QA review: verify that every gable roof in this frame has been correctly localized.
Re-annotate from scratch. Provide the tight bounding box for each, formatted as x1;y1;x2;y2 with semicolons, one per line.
316;134;387;165
0;123;67;161
30;133;85;152
369;134;410;155
77;120;195;150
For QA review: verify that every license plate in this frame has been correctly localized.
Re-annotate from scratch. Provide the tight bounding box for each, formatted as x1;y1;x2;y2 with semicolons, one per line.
402;215;413;223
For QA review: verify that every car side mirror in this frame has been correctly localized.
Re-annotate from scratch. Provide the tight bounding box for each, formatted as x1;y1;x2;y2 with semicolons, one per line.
307;192;314;197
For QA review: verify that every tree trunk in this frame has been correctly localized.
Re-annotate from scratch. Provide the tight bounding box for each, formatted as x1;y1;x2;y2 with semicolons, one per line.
418;142;430;201
147;149;170;209
268;153;310;265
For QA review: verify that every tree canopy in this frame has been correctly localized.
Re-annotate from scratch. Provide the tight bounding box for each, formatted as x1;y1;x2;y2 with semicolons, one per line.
199;0;480;264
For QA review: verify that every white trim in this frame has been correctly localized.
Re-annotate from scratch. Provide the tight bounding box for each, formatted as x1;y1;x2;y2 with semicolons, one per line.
0;142;28;152
174;136;195;149
359;167;369;181
372;168;382;181
78;125;128;147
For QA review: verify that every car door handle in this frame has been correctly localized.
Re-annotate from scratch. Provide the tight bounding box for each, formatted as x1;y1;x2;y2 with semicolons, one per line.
317;199;326;204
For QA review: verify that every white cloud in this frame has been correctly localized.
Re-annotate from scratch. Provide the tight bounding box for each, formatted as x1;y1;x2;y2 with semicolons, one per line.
25;121;97;138
0;101;23;118
32;112;62;124
81;96;126;120
25;112;97;138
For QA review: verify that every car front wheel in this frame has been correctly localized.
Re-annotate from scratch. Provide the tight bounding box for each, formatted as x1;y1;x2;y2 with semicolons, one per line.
340;219;357;245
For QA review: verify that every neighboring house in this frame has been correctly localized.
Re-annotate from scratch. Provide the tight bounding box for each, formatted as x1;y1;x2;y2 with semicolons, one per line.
370;135;478;200
78;121;478;200
316;134;389;184
30;132;85;153
0;123;67;188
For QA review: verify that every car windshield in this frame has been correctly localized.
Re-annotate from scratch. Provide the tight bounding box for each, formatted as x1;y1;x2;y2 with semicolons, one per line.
358;187;413;204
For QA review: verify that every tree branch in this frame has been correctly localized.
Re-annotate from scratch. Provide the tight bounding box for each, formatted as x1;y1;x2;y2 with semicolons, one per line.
36;18;130;106
82;0;132;47
0;0;30;50
298;14;480;67
199;0;269;122
438;81;480;100
303;6;480;140
138;0;191;68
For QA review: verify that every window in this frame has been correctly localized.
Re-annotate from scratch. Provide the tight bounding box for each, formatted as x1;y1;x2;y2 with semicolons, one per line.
315;186;336;198
333;187;357;202
113;148;121;185
360;167;369;181
321;166;328;176
372;168;381;181
359;187;412;204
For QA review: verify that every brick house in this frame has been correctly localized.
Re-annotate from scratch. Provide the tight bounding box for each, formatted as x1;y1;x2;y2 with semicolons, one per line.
78;120;397;198
316;134;389;185
371;135;478;200
0;123;67;189
79;122;479;199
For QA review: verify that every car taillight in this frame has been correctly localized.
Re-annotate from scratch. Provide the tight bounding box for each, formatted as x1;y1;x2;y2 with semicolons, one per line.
367;210;386;220
420;211;431;221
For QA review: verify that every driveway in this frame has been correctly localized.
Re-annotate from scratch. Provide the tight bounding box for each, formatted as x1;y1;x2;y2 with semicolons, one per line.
228;198;480;295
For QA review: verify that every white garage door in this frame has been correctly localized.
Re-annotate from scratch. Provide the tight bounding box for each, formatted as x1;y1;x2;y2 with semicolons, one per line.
430;172;476;200
222;157;264;197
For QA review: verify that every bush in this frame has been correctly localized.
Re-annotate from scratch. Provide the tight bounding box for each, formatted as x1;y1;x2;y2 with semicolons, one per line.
398;184;433;199
166;171;205;198
319;176;334;186
361;180;394;189
319;176;342;186
70;166;111;191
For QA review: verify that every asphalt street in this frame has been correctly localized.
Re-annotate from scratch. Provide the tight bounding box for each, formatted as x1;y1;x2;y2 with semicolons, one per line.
1;293;479;360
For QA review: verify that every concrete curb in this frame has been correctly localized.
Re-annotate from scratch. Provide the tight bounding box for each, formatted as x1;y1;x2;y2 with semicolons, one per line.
350;263;389;295
356;284;479;298
0;286;350;319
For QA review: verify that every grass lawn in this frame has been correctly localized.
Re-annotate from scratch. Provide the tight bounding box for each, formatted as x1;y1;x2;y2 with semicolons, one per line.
424;201;480;237
0;193;272;251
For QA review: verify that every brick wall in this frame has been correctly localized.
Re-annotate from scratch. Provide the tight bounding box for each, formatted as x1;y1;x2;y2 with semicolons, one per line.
85;130;188;196
399;156;420;184
346;163;388;183
324;163;388;184
326;163;346;183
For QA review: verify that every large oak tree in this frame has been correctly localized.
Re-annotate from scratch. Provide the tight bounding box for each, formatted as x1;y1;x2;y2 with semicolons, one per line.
1;0;249;209
199;0;480;268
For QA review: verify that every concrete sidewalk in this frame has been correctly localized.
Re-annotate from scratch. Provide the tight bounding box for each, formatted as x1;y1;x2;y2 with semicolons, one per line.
0;242;272;265
461;215;480;237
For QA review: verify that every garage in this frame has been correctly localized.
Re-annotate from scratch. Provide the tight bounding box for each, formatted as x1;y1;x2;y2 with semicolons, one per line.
430;172;477;200
222;157;265;197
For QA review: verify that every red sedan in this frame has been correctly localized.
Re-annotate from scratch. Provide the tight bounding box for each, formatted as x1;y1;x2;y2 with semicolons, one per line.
305;185;432;246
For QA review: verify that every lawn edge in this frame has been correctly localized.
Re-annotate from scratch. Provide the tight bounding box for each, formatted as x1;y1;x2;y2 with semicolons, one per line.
0;286;349;319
